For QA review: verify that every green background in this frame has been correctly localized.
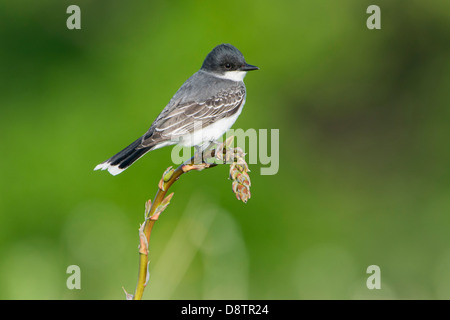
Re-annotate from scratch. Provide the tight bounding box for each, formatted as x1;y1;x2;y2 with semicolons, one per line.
1;0;449;299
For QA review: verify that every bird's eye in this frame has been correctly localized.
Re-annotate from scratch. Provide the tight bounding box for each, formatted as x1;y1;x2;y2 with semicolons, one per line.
224;63;232;69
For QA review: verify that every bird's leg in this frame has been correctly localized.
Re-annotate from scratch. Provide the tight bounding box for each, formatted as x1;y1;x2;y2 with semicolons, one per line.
208;139;224;163
193;145;204;165
194;137;237;165
212;136;236;163
201;139;225;164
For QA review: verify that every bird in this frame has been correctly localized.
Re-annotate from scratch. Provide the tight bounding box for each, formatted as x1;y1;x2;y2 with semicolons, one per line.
94;43;259;176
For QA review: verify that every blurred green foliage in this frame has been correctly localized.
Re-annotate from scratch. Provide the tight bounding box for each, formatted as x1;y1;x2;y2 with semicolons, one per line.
0;0;449;299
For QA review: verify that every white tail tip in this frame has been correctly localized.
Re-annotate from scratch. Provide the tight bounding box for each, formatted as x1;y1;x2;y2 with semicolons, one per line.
94;162;125;176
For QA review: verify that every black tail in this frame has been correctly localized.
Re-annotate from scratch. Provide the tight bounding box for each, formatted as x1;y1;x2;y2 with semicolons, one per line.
94;137;153;175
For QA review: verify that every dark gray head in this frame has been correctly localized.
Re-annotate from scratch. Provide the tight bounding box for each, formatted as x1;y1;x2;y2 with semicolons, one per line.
201;44;259;78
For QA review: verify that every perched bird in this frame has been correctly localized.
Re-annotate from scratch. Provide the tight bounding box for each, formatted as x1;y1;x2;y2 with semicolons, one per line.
94;43;259;176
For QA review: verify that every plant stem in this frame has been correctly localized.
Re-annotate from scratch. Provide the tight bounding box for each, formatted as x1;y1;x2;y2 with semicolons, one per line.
130;138;251;300
133;153;216;300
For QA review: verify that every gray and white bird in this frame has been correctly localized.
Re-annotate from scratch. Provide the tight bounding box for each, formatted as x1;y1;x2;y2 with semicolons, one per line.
94;43;259;175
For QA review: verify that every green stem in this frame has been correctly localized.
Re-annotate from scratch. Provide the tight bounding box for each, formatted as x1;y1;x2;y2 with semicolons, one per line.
133;153;216;300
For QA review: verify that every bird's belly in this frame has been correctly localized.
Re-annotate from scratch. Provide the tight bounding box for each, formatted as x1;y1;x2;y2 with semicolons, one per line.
178;103;244;148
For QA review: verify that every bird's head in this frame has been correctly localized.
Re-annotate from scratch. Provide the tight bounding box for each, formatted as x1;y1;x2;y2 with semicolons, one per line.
201;44;259;81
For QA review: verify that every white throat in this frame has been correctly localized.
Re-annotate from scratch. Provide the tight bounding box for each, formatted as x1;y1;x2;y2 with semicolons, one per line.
215;70;247;82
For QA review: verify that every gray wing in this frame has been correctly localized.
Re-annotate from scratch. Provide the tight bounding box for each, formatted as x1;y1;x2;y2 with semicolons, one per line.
139;83;246;148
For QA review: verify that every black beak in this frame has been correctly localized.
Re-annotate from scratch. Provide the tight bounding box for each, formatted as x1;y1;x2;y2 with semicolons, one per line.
240;63;259;71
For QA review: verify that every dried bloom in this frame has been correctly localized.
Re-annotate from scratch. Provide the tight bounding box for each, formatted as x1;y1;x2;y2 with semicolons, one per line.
227;143;251;203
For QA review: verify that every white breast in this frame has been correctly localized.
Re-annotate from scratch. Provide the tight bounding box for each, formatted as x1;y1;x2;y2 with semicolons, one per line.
178;97;246;148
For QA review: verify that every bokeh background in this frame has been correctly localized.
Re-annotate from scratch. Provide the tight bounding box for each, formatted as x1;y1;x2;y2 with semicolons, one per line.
0;0;449;299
